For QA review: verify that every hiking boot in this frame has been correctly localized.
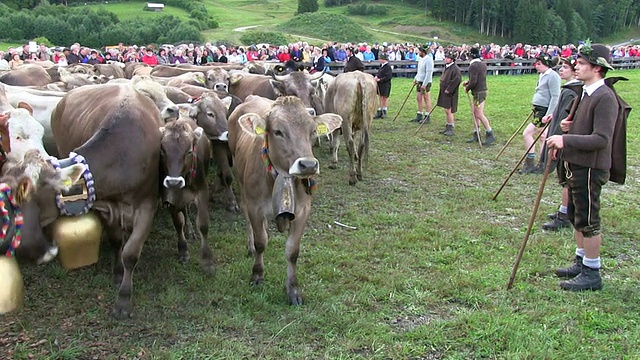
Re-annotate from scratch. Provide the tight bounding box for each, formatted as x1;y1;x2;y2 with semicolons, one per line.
442;124;454;136
482;131;496;146
518;157;537;174
410;113;423;122
531;161;545;174
543;212;571;231
466;131;480;143
381;109;387;119
559;265;602;291
374;109;383;119
548;212;559;220
556;256;583;278
420;112;430;124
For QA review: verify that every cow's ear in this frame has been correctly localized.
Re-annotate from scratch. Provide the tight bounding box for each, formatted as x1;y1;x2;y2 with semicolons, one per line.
220;96;233;111
193;127;204;139
194;74;206;85
238;113;266;138
269;80;286;96
314;113;343;137
229;71;244;85
17;102;34;116
176;103;193;118
51;163;86;192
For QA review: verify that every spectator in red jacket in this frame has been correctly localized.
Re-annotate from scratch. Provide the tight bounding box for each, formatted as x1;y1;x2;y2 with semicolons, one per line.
141;48;158;66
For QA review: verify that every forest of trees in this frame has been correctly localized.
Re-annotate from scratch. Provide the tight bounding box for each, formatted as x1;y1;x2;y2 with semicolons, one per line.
324;0;640;44
414;0;640;44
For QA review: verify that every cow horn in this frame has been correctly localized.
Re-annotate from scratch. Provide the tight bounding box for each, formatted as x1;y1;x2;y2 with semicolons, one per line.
308;71;324;81
273;74;288;82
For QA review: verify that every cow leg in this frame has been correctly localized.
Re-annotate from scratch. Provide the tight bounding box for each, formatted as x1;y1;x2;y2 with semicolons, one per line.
105;226;126;287
168;206;190;263
343;126;358;185
284;208;309;305
328;130;340;169
247;208;268;286
356;129;369;181
196;187;214;274
211;142;239;213
112;198;157;319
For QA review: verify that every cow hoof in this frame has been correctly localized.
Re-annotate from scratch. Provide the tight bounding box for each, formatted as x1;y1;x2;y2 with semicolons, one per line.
200;260;215;275
349;178;357;186
111;306;133;320
356;174;363;181
178;253;190;264
328;163;337;170
287;290;303;306
226;203;239;213
250;277;264;286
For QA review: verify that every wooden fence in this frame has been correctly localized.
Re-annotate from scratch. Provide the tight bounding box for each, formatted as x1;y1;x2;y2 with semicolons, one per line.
322;57;640;77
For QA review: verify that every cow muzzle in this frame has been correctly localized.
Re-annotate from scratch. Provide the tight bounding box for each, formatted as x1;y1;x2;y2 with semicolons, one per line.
210;131;228;142
161;105;180;121
163;176;186;189
289;157;319;177
214;82;228;92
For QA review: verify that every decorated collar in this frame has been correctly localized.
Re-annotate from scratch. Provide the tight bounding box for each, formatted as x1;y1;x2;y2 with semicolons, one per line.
48;152;96;216
0;183;23;257
260;133;317;195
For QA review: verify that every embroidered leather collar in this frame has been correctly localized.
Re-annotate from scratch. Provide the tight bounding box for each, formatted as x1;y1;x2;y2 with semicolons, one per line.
0;183;23;257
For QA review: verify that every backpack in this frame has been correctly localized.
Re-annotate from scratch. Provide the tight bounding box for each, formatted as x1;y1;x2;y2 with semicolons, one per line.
605;77;631;184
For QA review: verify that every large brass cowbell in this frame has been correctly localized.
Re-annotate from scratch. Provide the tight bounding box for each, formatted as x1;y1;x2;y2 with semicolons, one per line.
0;256;24;314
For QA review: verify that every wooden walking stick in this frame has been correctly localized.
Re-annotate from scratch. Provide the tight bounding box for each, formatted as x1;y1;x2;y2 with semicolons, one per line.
391;82;416;122
467;92;483;148
495;110;534;160
506;148;555;290
492;121;551;201
414;103;438;135
506;94;582;290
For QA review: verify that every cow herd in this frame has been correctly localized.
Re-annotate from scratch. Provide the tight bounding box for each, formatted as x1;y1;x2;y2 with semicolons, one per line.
0;60;378;318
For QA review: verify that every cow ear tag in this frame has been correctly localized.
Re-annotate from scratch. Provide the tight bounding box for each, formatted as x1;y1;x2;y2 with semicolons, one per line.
316;123;329;136
255;125;266;136
16;179;31;204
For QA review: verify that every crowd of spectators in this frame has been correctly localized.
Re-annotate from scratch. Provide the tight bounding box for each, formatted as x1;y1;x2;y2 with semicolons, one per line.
2;40;639;72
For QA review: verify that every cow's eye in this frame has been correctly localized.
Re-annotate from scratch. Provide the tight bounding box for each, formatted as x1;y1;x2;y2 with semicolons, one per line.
207;112;214;117
273;130;284;137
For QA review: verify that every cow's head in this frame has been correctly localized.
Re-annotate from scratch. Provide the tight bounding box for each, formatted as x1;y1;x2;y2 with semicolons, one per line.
0;112;11;156
132;75;180;121
181;93;232;140
206;68;230;92
0;149;86;261
271;71;325;115
159;120;203;189
238;96;342;177
5;105;49;169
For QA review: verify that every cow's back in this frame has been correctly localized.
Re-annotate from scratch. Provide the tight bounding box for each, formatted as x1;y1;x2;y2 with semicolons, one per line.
325;71;377;131
52;84;163;198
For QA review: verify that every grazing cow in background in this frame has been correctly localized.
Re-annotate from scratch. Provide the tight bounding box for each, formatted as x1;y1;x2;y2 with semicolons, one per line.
17;81;165;318
324;70;377;185
159;119;214;271
228;95;342;305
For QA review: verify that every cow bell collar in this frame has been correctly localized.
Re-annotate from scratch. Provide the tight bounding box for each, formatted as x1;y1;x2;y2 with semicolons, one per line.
260;133;317;195
188;143;197;182
48;152;96;216
0;183;23;257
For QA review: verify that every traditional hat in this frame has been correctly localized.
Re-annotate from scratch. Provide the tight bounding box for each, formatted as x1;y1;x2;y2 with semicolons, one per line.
469;47;481;59
577;40;614;70
445;51;457;60
559;56;577;70
378;53;388;60
535;53;556;67
417;45;429;54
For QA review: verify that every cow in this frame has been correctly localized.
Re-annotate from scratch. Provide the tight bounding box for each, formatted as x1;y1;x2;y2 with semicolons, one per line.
16;81;165;318
0;113;10;170
0;64;53;87
130;76;180;121
124;62;151;79
0;150;85;256
205;67;230;92
159;119;214;271
93;63;126;80
227;95;342;305
324;71;377;185
229;70;324;114
0;84;49;170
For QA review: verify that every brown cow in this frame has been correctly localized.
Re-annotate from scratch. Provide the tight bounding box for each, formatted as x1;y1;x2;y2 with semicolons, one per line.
324;71;377;185
0;65;53;87
228;70;324;115
159;119;213;271
228;95;342;305
18;82;164;318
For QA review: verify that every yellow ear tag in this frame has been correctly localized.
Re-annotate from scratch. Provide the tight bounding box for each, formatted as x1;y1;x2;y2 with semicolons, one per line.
63;178;73;188
16;182;28;204
317;123;329;136
255;126;266;136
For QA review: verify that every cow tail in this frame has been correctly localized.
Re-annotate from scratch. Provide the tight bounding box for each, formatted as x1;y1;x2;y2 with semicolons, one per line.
359;78;371;171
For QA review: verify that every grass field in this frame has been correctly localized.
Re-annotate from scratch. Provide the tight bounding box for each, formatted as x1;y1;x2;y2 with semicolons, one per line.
84;1;191;21
1;68;639;359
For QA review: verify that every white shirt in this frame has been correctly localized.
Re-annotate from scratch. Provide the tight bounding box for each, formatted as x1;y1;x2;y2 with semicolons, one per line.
582;79;605;98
